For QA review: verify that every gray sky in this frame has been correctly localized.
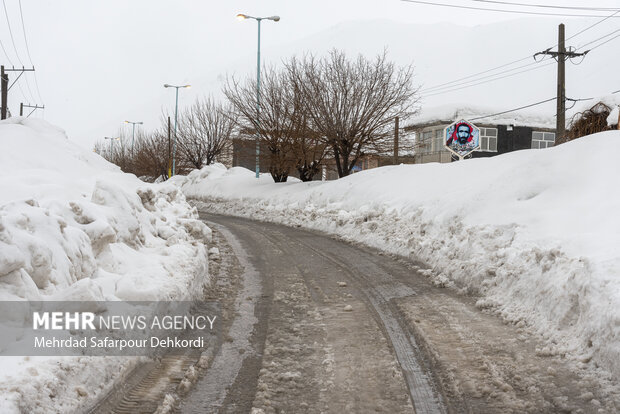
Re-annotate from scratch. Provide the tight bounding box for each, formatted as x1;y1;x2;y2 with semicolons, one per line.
2;0;619;148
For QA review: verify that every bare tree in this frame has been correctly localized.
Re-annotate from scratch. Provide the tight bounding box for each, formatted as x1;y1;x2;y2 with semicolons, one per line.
177;97;235;169
224;66;315;182
130;129;170;181
287;50;419;178
563;101;615;145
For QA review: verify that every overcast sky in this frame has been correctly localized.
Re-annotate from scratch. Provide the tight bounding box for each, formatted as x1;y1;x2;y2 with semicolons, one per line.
2;0;619;148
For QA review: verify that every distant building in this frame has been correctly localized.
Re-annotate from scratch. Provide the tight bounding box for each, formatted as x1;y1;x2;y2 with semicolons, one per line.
406;105;557;164
231;136;415;181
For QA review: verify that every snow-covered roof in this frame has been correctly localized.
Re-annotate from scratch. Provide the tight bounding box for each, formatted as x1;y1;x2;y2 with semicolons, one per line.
408;103;556;130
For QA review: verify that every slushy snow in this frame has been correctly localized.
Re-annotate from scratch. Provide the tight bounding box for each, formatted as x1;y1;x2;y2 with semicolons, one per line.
179;131;620;382
0;117;210;413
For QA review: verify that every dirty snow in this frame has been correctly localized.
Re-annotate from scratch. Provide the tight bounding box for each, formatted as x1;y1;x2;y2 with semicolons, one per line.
0;117;210;413
179;130;620;383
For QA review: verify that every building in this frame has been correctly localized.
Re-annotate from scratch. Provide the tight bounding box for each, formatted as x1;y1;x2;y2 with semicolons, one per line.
406;105;557;164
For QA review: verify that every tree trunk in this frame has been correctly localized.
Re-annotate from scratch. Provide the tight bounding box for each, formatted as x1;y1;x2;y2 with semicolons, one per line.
297;165;317;182
270;170;288;182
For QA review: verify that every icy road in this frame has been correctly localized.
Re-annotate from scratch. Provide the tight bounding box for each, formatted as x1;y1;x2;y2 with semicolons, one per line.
91;213;619;414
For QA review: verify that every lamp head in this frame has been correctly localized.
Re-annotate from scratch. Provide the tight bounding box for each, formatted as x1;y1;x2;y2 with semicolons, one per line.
163;84;171;88
268;15;280;22
236;13;247;21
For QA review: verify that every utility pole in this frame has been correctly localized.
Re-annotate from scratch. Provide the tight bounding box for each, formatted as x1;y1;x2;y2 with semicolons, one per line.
1;66;7;120
21;103;44;117
535;24;588;142
1;66;37;120
393;116;399;165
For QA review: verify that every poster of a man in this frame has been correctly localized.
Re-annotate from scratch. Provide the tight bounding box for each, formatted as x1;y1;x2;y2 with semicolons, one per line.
444;120;480;158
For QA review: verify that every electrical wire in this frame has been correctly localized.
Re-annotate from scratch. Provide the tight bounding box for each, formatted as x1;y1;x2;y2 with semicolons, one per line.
422;60;555;98
1;0;36;104
0;37;13;65
575;29;620;50
419;9;619;96
18;0;43;104
400;0;620;18
470;0;620;12
586;33;620;52
469;97;557;121
1;0;23;66
421;58;551;93
565;10;620;42
420;56;532;91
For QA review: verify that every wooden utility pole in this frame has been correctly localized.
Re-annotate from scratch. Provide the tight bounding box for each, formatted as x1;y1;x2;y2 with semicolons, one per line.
556;24;566;141
535;24;588;142
393;116;399;165
1;66;7;120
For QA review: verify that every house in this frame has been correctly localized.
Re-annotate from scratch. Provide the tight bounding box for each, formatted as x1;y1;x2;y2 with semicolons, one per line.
405;105;557;164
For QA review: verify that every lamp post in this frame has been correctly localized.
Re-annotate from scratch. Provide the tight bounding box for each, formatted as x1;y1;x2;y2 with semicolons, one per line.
163;84;190;177
124;120;143;154
236;13;280;179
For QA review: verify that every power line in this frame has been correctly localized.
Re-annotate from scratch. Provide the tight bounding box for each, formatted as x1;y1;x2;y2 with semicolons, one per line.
421;56;531;91
421;58;551;93
422;60;555;98
464;87;620;123
575;28;620;50
0;37;12;66
418;9;619;96
469;97;557;121
586;33;620;52
2;0;24;66
565;9;620;42
470;0;620;12
18;0;43;103
1;0;36;104
400;0;620;18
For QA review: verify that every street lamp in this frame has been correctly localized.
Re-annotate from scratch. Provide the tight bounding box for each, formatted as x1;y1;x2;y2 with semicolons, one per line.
124;120;143;154
236;13;280;178
163;84;190;177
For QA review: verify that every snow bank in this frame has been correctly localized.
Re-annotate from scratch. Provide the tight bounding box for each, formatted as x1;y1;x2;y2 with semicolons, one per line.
0;117;210;413
181;132;620;380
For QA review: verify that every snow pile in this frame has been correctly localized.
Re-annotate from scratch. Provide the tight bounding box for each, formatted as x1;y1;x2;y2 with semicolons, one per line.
0;117;210;413
180;131;620;380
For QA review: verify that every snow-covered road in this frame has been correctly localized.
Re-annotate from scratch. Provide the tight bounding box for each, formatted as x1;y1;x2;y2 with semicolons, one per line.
138;213;618;413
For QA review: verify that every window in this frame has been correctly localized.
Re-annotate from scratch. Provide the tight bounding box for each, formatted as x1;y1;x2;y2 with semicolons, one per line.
419;130;435;154
479;127;498;152
532;131;555;149
433;129;444;152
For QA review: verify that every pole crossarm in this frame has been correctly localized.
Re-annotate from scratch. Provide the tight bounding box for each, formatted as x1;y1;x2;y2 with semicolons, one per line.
21;104;44;117
534;49;588;59
5;66;36;91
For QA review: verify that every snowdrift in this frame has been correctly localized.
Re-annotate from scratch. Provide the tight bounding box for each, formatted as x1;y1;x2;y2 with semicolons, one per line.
0;117;210;413
180;131;620;380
